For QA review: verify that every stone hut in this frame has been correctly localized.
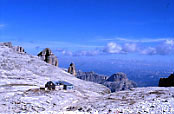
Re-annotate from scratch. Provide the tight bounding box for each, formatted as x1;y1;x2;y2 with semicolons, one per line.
45;81;74;90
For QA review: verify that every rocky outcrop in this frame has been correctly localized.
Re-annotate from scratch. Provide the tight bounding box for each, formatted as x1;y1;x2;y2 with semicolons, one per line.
76;71;108;84
106;72;127;82
159;73;174;87
37;48;58;66
14;46;25;53
76;71;136;92
103;72;136;92
0;42;25;53
68;63;76;76
0;42;13;48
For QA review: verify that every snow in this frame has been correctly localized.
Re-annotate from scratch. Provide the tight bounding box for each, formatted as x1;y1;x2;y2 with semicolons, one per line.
0;44;174;114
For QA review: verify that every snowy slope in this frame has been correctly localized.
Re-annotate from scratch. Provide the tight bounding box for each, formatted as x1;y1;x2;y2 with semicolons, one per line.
0;45;110;113
0;44;174;114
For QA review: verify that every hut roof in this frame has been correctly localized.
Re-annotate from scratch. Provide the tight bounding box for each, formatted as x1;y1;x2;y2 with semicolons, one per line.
51;81;73;86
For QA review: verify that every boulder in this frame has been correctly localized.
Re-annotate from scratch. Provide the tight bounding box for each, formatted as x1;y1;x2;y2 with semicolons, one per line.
68;62;76;76
37;48;58;66
159;73;174;87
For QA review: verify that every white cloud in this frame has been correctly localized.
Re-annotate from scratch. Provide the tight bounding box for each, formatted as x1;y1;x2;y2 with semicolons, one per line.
155;40;174;55
141;47;157;55
103;42;137;54
140;39;174;55
103;42;122;54
165;40;174;46
103;39;174;55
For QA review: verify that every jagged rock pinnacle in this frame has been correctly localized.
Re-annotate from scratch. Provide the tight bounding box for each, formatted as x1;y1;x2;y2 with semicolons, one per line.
37;48;58;66
68;62;76;76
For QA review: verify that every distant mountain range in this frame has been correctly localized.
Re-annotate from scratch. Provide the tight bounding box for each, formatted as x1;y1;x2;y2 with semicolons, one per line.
69;59;174;87
76;70;136;92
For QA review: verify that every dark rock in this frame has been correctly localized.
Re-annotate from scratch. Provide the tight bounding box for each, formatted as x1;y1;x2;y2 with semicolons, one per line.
0;42;26;53
0;42;12;48
66;106;77;111
14;46;25;53
68;62;76;76
76;71;136;92
37;48;58;66
159;73;174;87
76;71;108;84
103;72;136;92
106;72;126;82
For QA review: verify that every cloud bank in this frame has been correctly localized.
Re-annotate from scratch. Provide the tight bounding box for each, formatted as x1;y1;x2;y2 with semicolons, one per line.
11;38;174;56
60;39;174;56
103;39;174;55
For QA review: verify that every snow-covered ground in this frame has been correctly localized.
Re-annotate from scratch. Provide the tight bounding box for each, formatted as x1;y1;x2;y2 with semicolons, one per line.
0;44;174;114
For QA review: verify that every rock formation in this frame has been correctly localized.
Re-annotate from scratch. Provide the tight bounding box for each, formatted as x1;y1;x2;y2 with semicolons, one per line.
159;73;174;87
76;71;136;92
14;46;25;53
103;72;136;92
37;48;58;66
0;42;25;53
76;71;107;84
106;72;127;82
0;42;13;48
68;62;76;76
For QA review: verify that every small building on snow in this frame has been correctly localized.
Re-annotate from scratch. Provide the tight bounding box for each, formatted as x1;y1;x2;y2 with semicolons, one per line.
45;81;74;90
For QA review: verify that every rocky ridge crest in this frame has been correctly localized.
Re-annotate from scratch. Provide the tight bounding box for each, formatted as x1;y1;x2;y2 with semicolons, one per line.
76;71;136;92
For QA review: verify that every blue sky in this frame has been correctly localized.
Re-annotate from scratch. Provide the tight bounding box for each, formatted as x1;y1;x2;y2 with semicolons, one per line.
0;0;174;69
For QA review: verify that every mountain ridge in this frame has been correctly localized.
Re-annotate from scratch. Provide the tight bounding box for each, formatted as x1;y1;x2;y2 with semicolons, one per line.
76;70;136;92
